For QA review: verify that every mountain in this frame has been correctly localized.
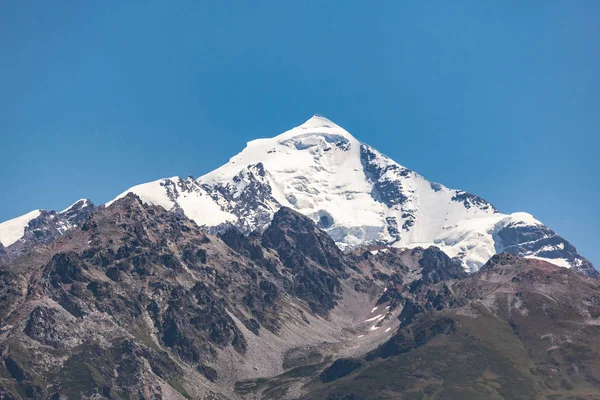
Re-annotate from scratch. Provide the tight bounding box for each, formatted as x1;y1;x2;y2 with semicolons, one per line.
0;199;96;265
0;115;597;399
106;115;594;276
1;194;599;399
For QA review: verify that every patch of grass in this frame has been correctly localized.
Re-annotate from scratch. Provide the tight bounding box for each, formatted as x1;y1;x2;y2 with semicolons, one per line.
302;311;542;400
57;360;106;398
282;362;327;379
234;378;268;395
283;347;323;370
234;361;330;400
168;378;191;399
130;323;161;352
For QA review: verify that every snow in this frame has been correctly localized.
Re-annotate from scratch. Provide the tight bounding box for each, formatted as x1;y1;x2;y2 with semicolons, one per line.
0;209;41;247
175;188;237;226
508;212;543;226
197;114;508;268
60;199;90;214
429;212;546;272
107;177;237;227
385;327;392;333
526;256;571;269
365;314;383;323
370;306;378;313
370;325;380;331
199;115;386;244
56;220;74;234
107;177;179;210
538;243;565;253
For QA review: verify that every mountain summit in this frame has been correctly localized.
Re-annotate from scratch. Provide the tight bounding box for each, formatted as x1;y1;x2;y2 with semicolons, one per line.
283;114;347;132
102;116;593;275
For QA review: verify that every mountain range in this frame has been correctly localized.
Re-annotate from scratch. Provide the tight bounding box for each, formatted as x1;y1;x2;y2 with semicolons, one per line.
0;116;598;399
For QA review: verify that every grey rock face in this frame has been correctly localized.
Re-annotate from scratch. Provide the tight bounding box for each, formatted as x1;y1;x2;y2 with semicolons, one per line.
59;199;96;225
202;162;281;233
451;190;496;212
360;144;410;208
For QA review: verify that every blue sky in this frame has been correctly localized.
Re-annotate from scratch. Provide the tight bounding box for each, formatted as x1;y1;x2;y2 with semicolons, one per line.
1;1;598;265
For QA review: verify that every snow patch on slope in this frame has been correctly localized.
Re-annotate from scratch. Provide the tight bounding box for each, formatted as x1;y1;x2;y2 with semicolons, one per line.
430;212;545;271
108;177;237;227
526;256;571;268
107;177;178;210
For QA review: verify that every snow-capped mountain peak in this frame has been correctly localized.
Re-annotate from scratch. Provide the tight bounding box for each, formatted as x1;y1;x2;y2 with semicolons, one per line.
3;116;592;275
276;114;355;140
202;114;360;184
288;114;345;131
102;115;593;274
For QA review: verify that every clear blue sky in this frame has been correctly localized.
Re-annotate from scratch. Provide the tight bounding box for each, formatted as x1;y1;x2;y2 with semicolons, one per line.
1;1;598;266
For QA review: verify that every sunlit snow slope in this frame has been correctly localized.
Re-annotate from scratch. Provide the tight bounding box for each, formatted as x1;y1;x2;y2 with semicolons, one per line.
0;210;42;247
105;115;592;273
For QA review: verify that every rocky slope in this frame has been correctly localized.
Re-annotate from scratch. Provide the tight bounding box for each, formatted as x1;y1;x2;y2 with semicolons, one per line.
1;195;599;399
